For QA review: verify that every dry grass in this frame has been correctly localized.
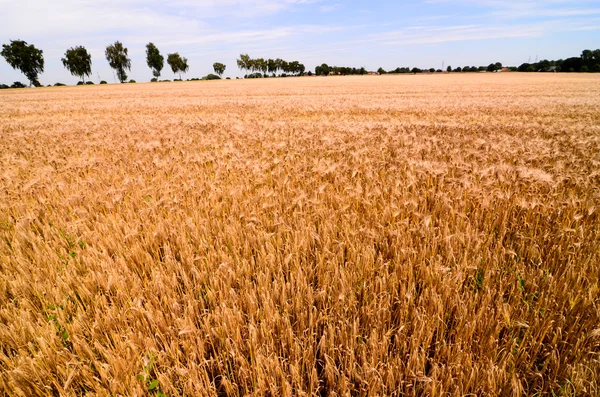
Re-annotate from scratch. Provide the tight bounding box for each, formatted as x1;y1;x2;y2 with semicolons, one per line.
1;73;599;396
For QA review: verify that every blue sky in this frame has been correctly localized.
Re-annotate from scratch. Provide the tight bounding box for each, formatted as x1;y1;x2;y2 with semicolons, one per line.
1;0;599;84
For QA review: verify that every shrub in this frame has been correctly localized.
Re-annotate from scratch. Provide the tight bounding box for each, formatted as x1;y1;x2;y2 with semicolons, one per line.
54;82;66;86
174;79;182;82
307;71;313;76
85;81;94;85
246;73;263;79
0;84;9;89
150;78;157;82
189;78;201;81
11;81;26;88
129;80;136;83
100;80;108;84
593;64;600;73
77;81;84;85
202;74;221;80
226;77;231;80
159;80;171;83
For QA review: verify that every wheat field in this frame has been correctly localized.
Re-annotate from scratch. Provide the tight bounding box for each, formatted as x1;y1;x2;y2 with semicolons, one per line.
1;74;599;396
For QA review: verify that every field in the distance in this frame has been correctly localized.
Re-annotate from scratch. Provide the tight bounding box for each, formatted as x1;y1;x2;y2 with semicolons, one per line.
1;74;599;396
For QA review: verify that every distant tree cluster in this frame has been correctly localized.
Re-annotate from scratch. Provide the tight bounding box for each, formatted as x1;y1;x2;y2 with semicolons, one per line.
517;49;600;73
378;65;501;74
315;64;368;76
237;54;305;77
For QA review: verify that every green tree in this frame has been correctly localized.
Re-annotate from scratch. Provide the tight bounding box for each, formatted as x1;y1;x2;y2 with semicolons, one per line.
145;43;164;79
255;58;267;76
267;59;277;76
447;65;452;72
274;58;284;75
581;49;593;61
167;53;189;79
213;62;226;77
288;61;299;75
237;53;251;75
1;40;44;87
105;41;131;83
61;46;92;84
298;63;306;75
316;63;330;76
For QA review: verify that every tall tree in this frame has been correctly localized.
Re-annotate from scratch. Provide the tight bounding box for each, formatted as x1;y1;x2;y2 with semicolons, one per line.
1;40;44;87
105;41;131;83
289;61;299;75
237;54;251;75
167;53;188;80
61;46;92;83
146;43;164;79
213;62;226;77
267;59;277;76
274;58;284;75
256;58;267;76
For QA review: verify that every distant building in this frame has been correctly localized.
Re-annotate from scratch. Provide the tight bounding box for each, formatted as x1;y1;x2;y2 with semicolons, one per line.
368;71;380;75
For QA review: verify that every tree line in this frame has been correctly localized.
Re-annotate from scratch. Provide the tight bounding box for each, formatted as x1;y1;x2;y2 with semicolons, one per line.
2;39;600;88
314;64;369;76
236;54;305;78
377;50;600;75
0;39;229;88
516;50;600;73
379;63;505;74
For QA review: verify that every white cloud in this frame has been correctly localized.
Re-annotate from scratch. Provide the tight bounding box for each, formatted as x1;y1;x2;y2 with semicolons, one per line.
358;18;598;46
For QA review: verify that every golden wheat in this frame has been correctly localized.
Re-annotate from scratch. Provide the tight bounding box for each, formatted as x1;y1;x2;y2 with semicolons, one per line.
1;73;599;396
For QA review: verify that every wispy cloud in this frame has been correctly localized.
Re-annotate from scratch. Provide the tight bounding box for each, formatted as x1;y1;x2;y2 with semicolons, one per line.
320;3;343;13
361;18;598;46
